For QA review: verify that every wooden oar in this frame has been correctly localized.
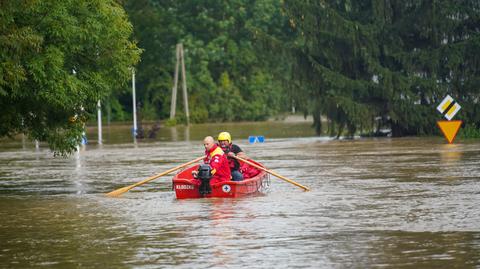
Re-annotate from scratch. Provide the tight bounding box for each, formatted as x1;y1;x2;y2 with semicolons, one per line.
233;156;310;191
106;156;204;197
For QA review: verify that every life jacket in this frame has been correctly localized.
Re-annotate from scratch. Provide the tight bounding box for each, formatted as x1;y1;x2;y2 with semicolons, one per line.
240;162;260;179
204;144;231;183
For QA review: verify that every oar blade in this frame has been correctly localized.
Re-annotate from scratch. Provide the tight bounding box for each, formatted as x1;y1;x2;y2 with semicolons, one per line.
106;186;132;197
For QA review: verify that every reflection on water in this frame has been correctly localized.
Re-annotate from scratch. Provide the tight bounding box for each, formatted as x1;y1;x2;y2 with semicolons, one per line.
1;123;480;268
170;126;178;142
439;144;463;164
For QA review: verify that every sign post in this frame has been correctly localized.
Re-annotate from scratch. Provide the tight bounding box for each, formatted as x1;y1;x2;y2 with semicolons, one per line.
436;95;462;144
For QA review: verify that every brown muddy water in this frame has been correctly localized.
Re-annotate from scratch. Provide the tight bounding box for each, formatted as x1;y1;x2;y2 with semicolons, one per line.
0;122;479;268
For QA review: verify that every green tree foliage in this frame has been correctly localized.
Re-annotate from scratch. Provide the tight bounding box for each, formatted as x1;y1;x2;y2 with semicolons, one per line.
283;0;480;137
123;0;288;123
0;0;141;155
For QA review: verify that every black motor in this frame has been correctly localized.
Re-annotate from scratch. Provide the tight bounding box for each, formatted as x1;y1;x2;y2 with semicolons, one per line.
197;164;212;196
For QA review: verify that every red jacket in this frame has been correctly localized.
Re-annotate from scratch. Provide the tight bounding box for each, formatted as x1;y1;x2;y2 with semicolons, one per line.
204;144;231;183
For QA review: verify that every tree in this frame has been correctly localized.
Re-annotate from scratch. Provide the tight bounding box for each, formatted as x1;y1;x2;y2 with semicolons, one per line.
0;0;141;155
283;0;480;137
123;0;288;123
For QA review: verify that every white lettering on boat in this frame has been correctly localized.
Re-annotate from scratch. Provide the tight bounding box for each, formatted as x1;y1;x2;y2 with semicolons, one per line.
176;185;195;190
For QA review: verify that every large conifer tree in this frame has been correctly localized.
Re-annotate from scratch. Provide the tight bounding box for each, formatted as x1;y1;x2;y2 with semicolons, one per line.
284;0;480;137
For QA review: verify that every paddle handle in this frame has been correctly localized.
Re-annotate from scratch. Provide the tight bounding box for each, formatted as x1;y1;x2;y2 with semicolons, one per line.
233;156;310;191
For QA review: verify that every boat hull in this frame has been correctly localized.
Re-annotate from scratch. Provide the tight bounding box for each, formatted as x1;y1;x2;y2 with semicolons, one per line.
172;161;268;199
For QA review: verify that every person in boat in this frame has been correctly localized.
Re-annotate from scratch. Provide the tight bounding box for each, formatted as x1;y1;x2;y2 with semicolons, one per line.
192;136;231;184
217;131;247;181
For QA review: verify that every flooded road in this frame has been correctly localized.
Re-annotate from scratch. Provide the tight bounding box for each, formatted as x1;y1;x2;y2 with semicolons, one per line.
1;122;479;268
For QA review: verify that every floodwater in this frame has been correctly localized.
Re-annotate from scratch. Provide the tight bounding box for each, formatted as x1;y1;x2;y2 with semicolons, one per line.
1;121;479;268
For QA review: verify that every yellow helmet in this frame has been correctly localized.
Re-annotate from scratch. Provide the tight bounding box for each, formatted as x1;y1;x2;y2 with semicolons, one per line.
217;132;232;143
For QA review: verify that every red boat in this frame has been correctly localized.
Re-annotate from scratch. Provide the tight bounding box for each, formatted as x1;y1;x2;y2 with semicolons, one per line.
172;160;269;199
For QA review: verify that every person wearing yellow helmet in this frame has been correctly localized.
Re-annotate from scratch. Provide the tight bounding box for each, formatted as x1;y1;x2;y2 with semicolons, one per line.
217;131;247;181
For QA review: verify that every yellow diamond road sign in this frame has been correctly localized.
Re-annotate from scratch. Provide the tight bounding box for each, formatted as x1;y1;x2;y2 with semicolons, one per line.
436;95;461;120
436;95;462;144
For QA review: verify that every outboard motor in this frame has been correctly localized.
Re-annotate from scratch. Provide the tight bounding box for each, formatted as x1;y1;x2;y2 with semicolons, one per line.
197;164;212;196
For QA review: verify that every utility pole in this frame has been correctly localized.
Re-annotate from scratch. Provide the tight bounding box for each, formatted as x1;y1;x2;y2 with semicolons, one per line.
132;68;138;137
180;44;190;125
97;100;102;144
170;45;179;120
170;43;190;125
